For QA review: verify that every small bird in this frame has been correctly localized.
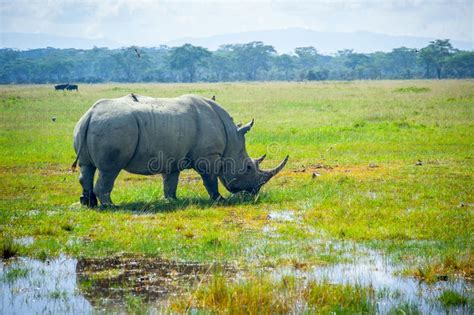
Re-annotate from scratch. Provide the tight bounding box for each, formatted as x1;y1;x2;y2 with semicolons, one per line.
131;93;139;102
211;95;216;101
133;47;141;58
51;117;57;122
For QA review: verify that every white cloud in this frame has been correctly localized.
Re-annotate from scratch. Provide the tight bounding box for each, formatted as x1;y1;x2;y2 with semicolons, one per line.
0;0;472;44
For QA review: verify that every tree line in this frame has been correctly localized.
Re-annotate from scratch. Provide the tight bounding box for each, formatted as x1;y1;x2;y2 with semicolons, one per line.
1;39;472;84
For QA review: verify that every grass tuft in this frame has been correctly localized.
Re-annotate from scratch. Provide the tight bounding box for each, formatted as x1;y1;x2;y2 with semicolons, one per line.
304;281;376;313
173;274;376;313
438;290;469;307
388;302;421;315
1;238;19;259
394;86;430;93
2;267;29;282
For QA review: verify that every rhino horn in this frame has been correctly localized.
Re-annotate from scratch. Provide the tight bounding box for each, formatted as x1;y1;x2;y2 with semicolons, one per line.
237;118;254;135
259;155;289;185
255;154;266;165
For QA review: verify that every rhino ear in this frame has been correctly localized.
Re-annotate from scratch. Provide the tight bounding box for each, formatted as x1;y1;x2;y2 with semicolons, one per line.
237;119;254;135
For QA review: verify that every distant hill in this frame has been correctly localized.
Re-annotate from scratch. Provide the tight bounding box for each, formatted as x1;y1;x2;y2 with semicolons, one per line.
0;32;124;50
166;28;473;53
2;28;472;53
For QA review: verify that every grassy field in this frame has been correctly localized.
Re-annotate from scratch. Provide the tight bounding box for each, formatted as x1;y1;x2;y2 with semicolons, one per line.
1;81;473;312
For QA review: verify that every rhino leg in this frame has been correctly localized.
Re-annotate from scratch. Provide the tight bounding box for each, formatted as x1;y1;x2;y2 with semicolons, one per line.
94;169;120;207
79;165;97;208
200;173;223;201
194;155;223;200
162;172;180;199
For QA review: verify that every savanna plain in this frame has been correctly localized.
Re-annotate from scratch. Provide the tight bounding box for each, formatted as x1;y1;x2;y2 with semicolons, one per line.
0;81;473;314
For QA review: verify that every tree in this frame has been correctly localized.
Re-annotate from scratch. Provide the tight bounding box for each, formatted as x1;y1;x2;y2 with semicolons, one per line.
169;44;211;82
419;40;455;79
222;42;276;80
337;50;369;79
208;50;233;82
294;47;319;69
275;54;295;80
444;51;474;78
384;47;419;78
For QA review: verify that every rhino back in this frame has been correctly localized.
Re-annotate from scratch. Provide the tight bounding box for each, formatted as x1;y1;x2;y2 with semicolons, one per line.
124;95;227;174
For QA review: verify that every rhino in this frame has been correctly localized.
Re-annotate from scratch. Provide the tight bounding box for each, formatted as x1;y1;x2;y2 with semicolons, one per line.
72;94;288;207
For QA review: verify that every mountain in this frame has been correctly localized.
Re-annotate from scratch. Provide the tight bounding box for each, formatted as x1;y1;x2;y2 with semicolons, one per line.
166;28;473;54
2;29;472;53
0;32;124;50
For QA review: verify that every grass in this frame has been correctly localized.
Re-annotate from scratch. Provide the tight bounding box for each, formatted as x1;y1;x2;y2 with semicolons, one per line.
438;290;471;308
125;295;147;314
48;289;68;300
171;274;376;314
2;267;29;282
388;302;421;315
0;81;473;310
1;237;20;259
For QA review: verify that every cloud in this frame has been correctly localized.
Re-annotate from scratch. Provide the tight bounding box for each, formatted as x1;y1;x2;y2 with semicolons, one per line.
0;0;472;45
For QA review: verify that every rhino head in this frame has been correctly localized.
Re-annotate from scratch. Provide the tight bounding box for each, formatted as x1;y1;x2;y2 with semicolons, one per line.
219;119;289;194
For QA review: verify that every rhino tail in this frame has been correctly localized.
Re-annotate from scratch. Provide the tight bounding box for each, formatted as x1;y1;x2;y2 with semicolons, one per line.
71;112;92;172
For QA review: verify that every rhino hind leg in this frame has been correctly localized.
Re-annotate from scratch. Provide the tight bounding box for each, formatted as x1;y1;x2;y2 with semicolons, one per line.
162;172;180;199
79;165;98;208
94;169;120;207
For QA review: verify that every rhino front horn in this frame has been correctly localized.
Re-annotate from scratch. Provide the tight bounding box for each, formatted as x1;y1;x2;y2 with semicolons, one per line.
268;155;289;176
260;155;289;186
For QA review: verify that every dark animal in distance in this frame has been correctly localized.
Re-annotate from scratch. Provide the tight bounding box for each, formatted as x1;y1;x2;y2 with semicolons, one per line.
55;84;69;91
72;94;288;207
66;84;78;91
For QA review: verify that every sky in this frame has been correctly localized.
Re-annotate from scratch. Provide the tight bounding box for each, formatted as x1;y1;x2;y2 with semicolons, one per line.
1;0;472;46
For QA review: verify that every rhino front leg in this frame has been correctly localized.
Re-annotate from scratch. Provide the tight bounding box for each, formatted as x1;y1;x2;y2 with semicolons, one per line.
79;164;97;208
94;169;120;207
162;172;180;199
200;173;223;201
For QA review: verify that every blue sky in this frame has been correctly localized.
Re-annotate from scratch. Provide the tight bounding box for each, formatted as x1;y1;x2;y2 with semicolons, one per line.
1;0;472;46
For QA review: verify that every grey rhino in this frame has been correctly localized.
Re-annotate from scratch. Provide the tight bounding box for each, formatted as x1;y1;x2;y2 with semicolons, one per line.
72;94;288;207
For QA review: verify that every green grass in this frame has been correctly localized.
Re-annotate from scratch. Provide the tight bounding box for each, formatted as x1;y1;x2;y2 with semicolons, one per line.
171;274;376;314
2;267;29;282
0;81;473;279
388;302;421;315
438;290;471;308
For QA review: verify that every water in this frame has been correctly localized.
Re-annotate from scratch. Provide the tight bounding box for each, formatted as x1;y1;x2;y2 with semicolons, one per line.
274;245;473;314
1;243;472;314
267;210;297;222
1;255;231;314
1;255;92;314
